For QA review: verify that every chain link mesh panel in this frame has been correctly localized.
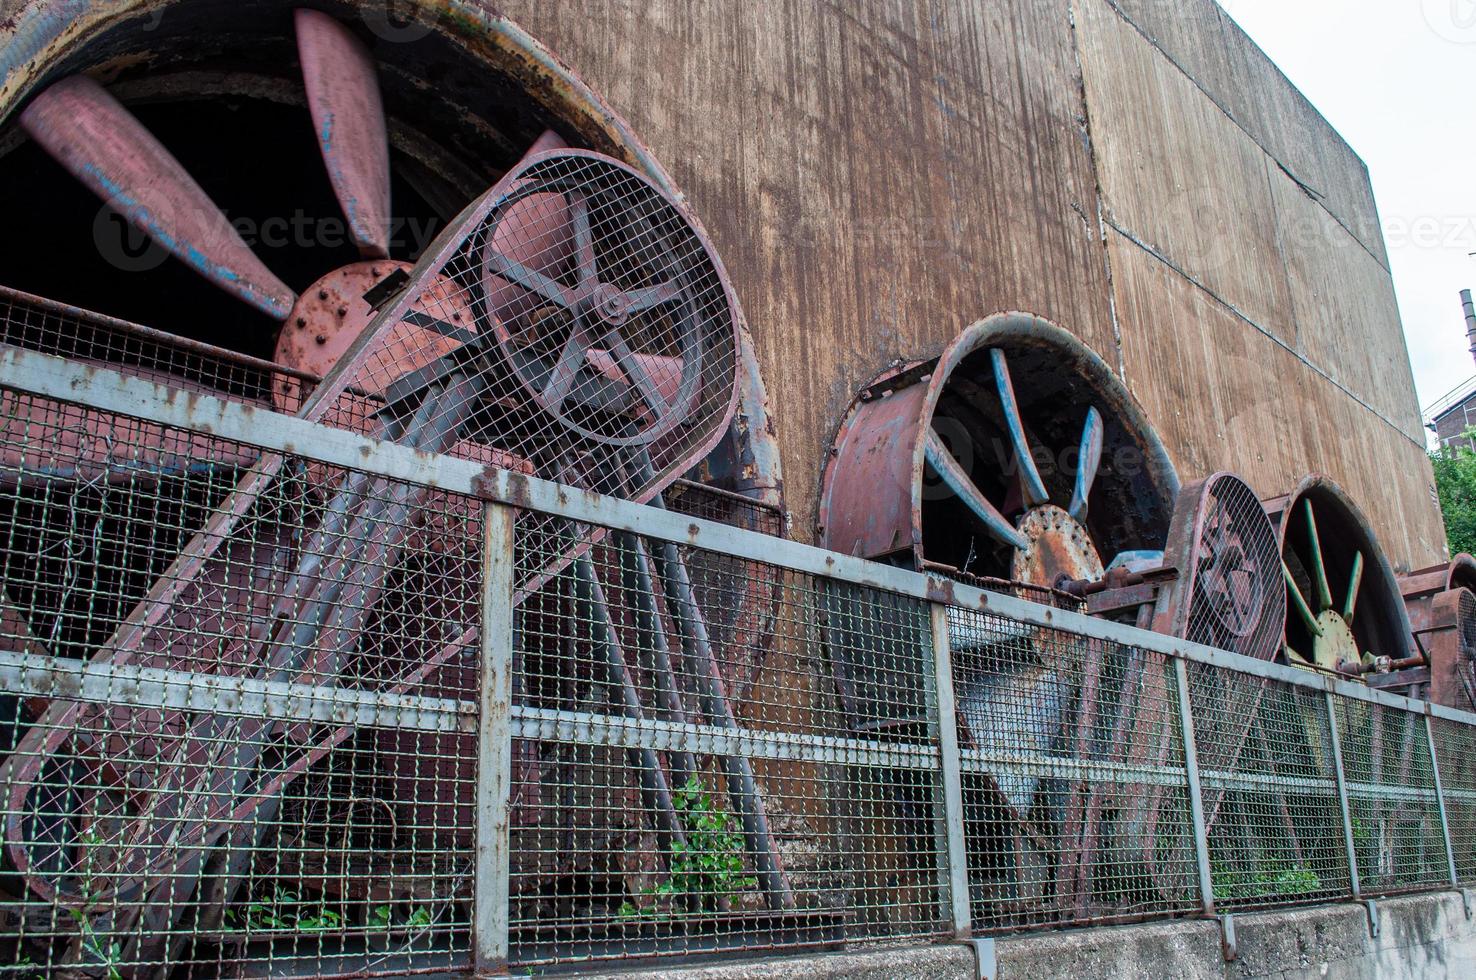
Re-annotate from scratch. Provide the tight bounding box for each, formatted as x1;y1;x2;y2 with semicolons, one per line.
946;607;1199;931
1333;698;1447;896
506;521;949;970
0;388;481;976
1187;664;1350;908
1431;716;1476;883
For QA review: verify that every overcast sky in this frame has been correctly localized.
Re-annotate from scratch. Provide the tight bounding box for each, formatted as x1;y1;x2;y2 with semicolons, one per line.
1215;0;1476;421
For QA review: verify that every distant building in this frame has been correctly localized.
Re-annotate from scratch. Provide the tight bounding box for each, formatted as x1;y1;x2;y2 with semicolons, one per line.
1428;290;1476;452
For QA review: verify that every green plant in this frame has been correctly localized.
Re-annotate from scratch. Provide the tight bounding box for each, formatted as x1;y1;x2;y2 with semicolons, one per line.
69;829;123;980
621;776;758;919
234;887;343;934
1211;861;1322;901
1431;433;1476;556
369;903;433;932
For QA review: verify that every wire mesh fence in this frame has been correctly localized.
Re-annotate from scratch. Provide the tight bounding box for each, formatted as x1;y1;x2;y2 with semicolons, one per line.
1187;664;1351;909
1;333;1476;976
947;608;1199;931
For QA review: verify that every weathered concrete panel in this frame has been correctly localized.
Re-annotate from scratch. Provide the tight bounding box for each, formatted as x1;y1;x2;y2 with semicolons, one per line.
1105;0;1387;268
587;892;1476;978
1108;228;1444;569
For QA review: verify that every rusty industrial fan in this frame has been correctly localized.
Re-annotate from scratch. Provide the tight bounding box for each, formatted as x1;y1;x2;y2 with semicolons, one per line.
818;314;1187;924
0;10;778;968
1045;472;1289;917
1401;555;1476;708
820;312;1178;593
1264;477;1437;892
1267;477;1416;680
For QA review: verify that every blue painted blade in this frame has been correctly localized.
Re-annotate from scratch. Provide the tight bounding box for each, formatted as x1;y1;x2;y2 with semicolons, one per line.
990;349;1049;506
924;430;1029;551
1068;406;1104;522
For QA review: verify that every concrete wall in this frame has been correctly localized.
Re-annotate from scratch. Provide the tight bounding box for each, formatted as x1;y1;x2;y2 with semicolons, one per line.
580;891;1476;979
490;0;1444;569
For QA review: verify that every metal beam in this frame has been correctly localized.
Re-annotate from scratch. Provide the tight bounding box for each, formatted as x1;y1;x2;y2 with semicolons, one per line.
1174;658;1216;916
474;502;516;976
929;603;972;938
1326;690;1363;900
0;649;469;732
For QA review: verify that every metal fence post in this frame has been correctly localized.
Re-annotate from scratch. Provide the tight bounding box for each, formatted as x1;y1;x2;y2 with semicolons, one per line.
928;602;972;938
1171;656;1216;916
474;502;517;976
1424;714;1460;888
1324;690;1362;901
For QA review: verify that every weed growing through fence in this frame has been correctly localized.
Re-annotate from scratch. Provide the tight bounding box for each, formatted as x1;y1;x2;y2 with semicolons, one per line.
1211;861;1322;901
231;887;341;932
620;776;758;919
70;829;123;980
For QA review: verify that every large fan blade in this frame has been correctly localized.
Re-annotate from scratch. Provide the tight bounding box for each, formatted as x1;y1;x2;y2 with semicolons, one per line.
990;349;1049;507
1068;406;1103;522
925;430;1030;551
1282;562;1324;638
20;75;296;319
1301;499;1333;613
484;130;573;322
296;9;391;259
1343;550;1364;623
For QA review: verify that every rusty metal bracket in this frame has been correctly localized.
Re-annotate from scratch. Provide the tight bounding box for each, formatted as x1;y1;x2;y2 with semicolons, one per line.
858;357;936;402
361;266;411;310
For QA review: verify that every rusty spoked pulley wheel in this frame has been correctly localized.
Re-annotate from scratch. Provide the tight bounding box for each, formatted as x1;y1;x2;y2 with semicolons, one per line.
478;156;732;446
1157;473;1286;660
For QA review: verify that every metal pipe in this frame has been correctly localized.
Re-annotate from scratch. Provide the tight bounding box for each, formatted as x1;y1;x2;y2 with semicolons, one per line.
1173;658;1216;916
615;531;698;784
1424;715;1460;888
1463;289;1476;367
644;500;794;910
1325;691;1363;900
573;557;688;853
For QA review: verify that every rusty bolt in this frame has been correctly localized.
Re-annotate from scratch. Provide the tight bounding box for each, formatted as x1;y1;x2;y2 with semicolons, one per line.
315;334;328;345
336;306;348;318
317;289;329;301
295;316;307;329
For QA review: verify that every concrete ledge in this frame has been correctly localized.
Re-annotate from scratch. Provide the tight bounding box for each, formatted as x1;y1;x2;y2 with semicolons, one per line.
577;943;976;980
573;891;1476;978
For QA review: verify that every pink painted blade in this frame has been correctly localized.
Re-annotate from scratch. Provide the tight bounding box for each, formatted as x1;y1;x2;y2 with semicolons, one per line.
484;129;574;322
20;75;296;320
296;8;392;259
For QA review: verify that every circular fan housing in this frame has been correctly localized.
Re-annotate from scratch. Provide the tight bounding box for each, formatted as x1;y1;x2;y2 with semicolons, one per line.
1266;476;1414;677
1155;473;1286;660
477;151;739;451
819;312;1178;587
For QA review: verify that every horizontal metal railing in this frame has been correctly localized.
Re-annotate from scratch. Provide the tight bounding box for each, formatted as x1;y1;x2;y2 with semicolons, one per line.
1;345;1475;976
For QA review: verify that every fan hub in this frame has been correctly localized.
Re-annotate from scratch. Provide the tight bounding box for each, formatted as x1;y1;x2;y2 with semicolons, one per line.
1010;505;1105;592
1311;609;1361;673
589;282;633;326
272;261;477;408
